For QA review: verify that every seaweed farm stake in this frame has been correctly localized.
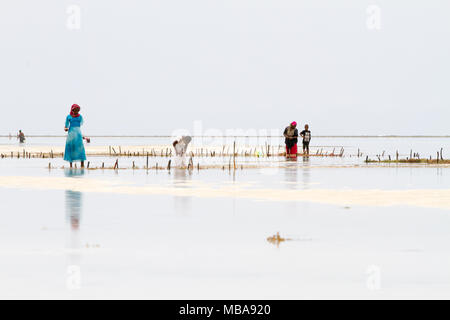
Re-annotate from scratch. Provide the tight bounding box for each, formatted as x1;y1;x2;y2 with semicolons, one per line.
233;141;236;170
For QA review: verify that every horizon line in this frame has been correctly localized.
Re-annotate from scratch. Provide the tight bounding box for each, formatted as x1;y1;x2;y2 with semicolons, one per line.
1;134;450;138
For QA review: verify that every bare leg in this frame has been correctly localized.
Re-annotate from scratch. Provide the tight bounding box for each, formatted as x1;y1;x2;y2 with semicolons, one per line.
70;162;73;168
81;161;85;168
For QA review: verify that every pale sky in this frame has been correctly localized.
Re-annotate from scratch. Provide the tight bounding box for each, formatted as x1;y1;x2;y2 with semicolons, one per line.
0;1;449;135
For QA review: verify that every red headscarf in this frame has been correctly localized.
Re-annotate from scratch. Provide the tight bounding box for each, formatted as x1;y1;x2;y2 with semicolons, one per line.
70;104;81;118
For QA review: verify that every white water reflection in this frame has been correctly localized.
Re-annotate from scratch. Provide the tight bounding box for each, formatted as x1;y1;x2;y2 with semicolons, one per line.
172;168;193;213
301;157;311;190
64;168;84;290
65;169;84;231
284;162;298;189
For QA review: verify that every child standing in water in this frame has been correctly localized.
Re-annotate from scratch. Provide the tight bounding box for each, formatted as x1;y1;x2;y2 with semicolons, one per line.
300;124;311;155
64;104;87;168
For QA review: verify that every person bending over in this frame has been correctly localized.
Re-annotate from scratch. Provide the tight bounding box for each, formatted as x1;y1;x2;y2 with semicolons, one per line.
172;136;192;167
283;121;298;158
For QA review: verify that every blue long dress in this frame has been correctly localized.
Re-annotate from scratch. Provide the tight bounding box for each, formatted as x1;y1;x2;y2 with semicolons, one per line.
64;115;86;162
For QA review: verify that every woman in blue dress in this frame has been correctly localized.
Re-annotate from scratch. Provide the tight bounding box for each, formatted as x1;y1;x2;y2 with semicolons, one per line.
64;104;87;168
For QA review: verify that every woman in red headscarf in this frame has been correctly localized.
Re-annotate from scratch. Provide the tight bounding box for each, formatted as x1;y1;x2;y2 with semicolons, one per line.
283;121;298;158
64;104;87;168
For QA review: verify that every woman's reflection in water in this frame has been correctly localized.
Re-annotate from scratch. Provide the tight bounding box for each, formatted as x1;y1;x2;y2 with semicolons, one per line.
172;168;192;214
284;156;311;190
66;190;82;230
282;156;311;214
284;162;298;190
64;168;85;271
283;160;299;213
65;168;84;230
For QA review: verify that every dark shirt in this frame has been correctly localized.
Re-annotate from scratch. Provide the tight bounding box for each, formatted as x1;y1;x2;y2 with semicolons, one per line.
18;133;25;143
284;127;298;146
300;130;311;142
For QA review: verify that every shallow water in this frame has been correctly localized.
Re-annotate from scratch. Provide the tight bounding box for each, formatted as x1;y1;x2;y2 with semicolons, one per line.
0;137;449;299
2;136;449;158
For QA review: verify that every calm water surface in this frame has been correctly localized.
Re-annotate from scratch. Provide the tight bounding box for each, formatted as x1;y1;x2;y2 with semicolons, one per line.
0;137;449;299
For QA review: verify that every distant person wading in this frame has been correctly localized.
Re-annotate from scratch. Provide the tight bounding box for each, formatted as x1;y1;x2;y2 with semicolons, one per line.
283;121;298;158
17;130;25;143
64;104;87;168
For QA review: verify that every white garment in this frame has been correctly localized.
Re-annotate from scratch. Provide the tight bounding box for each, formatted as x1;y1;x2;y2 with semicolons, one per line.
173;136;192;167
175;142;187;156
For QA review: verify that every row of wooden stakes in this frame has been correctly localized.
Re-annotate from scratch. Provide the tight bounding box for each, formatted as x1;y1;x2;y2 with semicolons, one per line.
365;148;446;163
1;147;346;159
48;157;248;171
107;144;346;158
1;150;61;159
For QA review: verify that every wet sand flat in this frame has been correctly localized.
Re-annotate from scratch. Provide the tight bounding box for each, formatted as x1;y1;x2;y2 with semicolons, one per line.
0;137;449;299
1;175;449;210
